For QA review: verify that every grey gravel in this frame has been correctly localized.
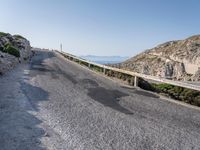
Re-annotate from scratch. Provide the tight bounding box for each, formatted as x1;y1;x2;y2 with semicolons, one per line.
0;49;200;150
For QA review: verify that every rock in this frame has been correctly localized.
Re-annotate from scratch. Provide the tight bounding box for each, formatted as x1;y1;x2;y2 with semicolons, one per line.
14;37;31;62
112;35;200;81
0;32;31;74
192;68;200;81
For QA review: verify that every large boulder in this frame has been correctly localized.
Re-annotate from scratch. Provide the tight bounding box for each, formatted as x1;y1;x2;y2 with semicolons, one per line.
0;32;31;74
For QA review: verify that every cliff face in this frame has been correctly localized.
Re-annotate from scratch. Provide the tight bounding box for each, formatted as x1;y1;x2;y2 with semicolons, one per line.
0;32;31;74
114;35;200;81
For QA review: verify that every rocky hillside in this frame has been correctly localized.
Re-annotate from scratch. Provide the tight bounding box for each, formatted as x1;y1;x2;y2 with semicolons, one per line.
0;32;31;74
113;35;200;81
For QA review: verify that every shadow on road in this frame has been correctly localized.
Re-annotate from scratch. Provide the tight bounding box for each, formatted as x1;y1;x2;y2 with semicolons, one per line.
29;50;56;77
20;82;49;111
88;86;133;114
0;107;46;150
0;51;51;150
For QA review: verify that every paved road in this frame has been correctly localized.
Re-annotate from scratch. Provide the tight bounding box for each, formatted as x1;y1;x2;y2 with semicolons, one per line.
1;49;200;150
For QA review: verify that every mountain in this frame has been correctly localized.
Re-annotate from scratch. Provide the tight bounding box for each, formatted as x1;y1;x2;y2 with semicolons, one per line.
112;35;200;81
80;55;129;64
0;32;31;74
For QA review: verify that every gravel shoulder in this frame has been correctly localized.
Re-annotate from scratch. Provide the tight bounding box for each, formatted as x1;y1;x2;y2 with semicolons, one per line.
0;49;200;150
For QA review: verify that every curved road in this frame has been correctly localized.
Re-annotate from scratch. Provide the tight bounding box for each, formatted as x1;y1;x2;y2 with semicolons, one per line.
0;49;200;150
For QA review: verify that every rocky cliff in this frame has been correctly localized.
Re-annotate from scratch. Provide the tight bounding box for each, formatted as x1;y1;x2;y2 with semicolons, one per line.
113;35;200;81
0;32;31;74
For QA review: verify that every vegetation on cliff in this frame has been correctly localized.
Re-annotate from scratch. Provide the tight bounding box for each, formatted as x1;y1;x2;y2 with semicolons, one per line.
1;43;20;57
0;32;20;57
141;82;200;107
0;32;8;37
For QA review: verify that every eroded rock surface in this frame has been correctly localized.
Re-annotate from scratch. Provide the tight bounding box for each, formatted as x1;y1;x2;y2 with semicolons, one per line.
0;32;31;74
113;35;200;81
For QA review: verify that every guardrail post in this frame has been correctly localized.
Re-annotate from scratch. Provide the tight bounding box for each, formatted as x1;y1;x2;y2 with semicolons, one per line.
88;63;91;68
134;76;138;87
103;67;106;74
130;77;134;85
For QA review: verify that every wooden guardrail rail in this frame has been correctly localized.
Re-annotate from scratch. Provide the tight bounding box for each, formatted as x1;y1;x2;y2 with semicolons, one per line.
57;51;200;92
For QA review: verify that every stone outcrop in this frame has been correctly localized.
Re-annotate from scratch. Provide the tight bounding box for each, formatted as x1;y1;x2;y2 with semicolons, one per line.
112;35;200;81
0;32;31;74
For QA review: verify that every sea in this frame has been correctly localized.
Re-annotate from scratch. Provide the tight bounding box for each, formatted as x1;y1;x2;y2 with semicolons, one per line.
80;56;129;65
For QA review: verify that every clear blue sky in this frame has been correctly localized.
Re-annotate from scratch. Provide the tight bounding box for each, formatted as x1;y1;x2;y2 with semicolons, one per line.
0;0;200;56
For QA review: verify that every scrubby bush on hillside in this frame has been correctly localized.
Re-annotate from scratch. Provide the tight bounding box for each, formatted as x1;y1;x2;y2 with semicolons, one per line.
0;32;8;37
80;61;89;67
136;79;200;107
3;43;20;57
14;34;26;40
0;46;4;52
92;65;103;72
150;83;200;106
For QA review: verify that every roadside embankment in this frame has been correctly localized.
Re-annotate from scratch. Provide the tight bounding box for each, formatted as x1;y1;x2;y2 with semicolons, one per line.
0;32;32;74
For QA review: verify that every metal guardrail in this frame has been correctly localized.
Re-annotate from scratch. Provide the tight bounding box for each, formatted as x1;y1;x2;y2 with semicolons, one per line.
57;51;200;92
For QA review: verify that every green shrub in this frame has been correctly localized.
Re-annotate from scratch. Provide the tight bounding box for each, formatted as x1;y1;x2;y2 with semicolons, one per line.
80;61;89;67
4;43;12;48
14;34;26;40
149;83;200;107
117;73;123;79
194;96;200;106
0;46;4;52
0;32;8;37
3;44;20;57
153;83;174;91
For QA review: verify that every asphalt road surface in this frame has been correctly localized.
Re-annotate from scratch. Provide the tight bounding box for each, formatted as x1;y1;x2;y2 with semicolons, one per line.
0;49;200;150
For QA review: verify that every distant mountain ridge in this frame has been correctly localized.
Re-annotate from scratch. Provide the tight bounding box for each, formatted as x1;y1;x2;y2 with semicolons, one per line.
80;55;129;64
112;35;200;81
